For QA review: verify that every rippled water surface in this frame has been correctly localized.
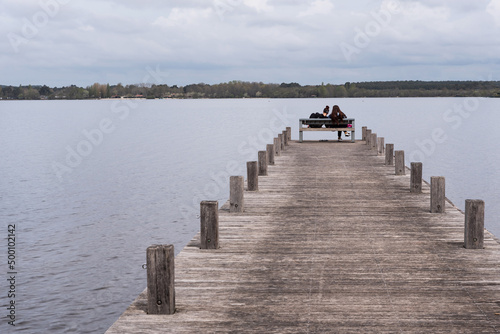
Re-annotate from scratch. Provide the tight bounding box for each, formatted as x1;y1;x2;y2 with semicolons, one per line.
1;98;499;333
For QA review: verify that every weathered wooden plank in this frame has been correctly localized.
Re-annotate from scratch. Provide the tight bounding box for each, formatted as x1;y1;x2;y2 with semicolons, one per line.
106;140;500;334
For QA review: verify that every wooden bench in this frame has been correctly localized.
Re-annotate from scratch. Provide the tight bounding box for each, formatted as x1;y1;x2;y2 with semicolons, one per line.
299;118;355;142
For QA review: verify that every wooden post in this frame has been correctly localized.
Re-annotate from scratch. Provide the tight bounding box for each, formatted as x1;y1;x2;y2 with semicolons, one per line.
274;137;281;156
377;137;385;156
371;133;377;150
267;144;275;166
362;126;367;141
147;244;175;315
229;176;244;213
430;177;445;213
200;201;219;249
410;162;423;193
286;127;291;142
395;150;405;175
258;151;268;176
464;199;485;249
282;130;288;146
279;133;285;151
247;161;258;191
385;144;394;165
365;129;372;146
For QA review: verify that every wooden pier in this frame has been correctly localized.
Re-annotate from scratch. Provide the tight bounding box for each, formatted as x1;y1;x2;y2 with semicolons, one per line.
106;136;500;333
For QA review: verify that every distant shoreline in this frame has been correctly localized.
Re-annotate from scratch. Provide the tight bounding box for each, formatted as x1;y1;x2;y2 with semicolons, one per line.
1;80;499;100
1;96;499;101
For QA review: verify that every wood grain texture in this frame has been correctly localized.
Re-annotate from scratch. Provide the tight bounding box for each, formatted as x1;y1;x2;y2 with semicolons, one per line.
365;129;372;147
267;144;275;166
431;176;446;213
385;143;394;166
229;176;244;213
107;141;500;334
258;151;268;176
200;201;219;249
411;162;423;194
395;150;405;175
465;199;485;249
146;245;175;315
274;137;281;157
246;161;258;191
371;133;377;151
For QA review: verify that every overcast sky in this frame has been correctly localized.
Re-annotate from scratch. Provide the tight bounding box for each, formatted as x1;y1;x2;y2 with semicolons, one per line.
1;0;500;87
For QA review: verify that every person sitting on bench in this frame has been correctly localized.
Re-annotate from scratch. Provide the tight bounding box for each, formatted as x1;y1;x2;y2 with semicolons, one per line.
320;106;331;127
330;105;349;141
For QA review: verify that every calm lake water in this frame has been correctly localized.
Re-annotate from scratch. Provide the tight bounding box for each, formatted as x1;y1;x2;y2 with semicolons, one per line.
1;98;499;333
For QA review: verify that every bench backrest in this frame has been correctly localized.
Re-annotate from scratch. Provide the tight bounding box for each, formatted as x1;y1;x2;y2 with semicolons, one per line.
300;118;355;125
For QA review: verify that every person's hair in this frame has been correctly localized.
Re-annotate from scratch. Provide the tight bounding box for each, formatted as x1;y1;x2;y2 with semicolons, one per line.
332;105;341;113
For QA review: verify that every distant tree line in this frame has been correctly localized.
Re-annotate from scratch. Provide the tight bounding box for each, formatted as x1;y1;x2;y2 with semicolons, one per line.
1;80;500;100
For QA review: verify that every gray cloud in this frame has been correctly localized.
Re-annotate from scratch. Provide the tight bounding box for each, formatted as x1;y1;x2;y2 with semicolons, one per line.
1;0;499;86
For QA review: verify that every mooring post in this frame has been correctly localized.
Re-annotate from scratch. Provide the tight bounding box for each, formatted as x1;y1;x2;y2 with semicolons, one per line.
279;133;285;151
147;244;175;315
200;200;219;249
464;199;485;249
365;129;372;146
229;176;244;213
274;137;281;156
430;176;445;213
385;144;394;165
258;151;268;176
395;150;405;175
371;133;377;151
362;126;367;141
286;127;291;142
267;144;275;166
282;130;288;146
247;161;258;191
377;137;385;156
410;162;423;193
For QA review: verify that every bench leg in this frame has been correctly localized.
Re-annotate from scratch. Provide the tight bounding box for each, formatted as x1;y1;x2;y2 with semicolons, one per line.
351;130;355;143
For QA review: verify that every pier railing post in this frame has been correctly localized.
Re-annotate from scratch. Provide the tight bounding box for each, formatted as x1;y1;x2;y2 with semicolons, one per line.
267;144;275;166
279;133;285;151
385;144;394;165
371;133;377;151
274;137;281;156
282;130;288;146
200;201;219;249
464;199;485;249
410;162;423;193
377;137;385;155
229;176;244;213
147;244;175;315
247;161;258;191
286;127;291;142
395;150;405;175
258;151;268;176
430;177;445;213
362;126;367;141
365;129;372;146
